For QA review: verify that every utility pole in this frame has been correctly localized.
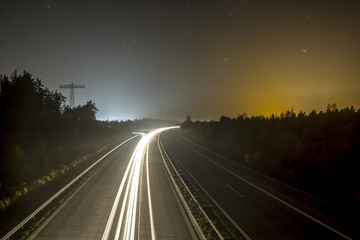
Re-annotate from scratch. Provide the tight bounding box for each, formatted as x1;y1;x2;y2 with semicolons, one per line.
60;82;85;108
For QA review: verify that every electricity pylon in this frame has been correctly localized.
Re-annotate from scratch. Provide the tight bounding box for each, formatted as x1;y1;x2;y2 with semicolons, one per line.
60;82;85;108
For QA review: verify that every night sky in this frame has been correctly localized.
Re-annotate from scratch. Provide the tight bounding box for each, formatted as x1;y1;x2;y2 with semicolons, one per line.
1;0;359;120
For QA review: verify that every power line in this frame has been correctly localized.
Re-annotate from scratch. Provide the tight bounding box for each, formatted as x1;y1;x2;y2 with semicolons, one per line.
60;82;85;108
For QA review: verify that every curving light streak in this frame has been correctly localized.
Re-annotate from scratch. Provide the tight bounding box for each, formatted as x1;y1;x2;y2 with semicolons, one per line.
146;142;156;240
102;126;179;240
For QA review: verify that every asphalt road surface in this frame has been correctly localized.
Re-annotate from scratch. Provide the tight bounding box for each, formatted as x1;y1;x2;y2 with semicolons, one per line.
29;129;197;240
160;129;357;240
14;127;358;240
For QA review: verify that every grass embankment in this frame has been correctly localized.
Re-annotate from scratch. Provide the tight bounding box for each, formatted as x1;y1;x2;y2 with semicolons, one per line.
0;141;115;212
0;136;130;239
3;141;119;240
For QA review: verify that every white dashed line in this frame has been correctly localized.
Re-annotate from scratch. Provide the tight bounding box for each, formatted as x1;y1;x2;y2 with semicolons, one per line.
226;184;244;198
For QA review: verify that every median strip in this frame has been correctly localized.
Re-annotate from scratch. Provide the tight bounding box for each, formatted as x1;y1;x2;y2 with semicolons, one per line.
182;135;353;240
157;134;228;240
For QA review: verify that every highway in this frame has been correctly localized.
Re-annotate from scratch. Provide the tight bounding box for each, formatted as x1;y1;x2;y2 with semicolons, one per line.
6;127;357;240
160;129;357;240
29;127;197;240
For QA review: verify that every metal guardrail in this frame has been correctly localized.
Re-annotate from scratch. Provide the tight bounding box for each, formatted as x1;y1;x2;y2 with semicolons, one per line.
157;134;226;240
1;136;137;240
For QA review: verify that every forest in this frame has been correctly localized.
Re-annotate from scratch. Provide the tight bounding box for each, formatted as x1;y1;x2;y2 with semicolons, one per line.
181;106;360;208
0;71;173;211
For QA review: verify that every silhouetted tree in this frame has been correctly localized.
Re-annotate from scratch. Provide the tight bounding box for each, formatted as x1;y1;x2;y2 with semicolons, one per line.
0;70;177;212
1;71;105;196
64;100;98;121
181;105;360;207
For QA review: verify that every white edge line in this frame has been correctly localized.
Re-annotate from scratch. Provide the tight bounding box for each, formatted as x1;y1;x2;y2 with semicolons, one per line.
1;135;137;240
106;127;177;240
178;159;252;240
180;135;328;203
226;184;244;198
102;136;140;240
113;138;142;240
199;164;206;170
137;149;145;240
159;137;225;240
156;135;207;240
185;141;353;240
146;141;156;240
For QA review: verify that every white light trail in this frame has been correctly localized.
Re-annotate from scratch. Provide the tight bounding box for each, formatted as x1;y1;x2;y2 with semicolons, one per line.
146;142;156;240
102;126;179;240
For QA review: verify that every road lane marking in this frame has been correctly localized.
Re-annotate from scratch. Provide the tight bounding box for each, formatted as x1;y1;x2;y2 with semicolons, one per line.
157;136;207;240
137;153;144;240
226;185;244;198
102;140;140;240
169;152;252;240
146;141;156;240
102;127;178;240
183;140;353;240
181;134;329;205
199;164;206;170
116;133;151;239
158;136;226;240
13;135;137;240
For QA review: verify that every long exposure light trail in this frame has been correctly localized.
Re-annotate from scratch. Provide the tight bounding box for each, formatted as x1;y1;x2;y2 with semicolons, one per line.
102;126;179;240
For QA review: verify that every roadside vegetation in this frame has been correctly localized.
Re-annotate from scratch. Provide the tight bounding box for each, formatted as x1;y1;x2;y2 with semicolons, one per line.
0;71;118;211
0;70;174;213
181;105;360;209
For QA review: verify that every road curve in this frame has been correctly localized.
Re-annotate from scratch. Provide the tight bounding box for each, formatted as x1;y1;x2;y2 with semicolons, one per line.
29;128;197;240
160;129;358;240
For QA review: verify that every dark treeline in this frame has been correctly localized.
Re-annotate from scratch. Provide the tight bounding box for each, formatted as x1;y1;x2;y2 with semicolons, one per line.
181;106;360;207
0;71;175;210
0;71;109;186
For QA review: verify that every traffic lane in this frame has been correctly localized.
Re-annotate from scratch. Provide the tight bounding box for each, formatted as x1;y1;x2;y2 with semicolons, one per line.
176;132;327;213
32;137;140;240
161;131;348;240
137;150;152;240
170;130;359;239
165;140;310;240
146;136;197;239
